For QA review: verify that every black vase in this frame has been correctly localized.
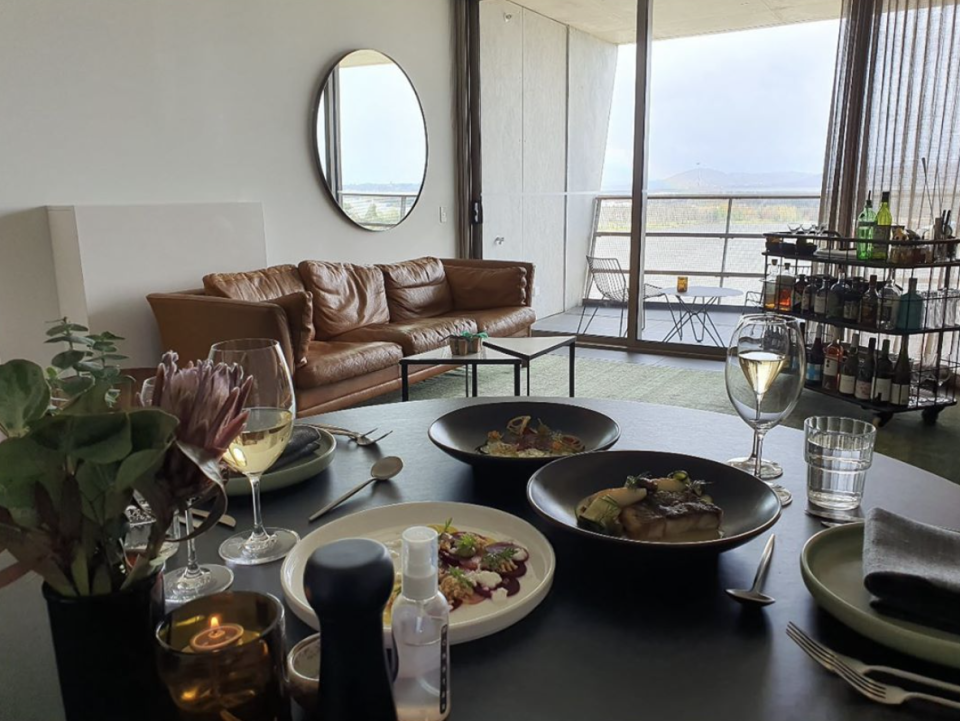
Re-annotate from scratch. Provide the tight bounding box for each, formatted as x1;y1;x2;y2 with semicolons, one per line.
43;573;175;721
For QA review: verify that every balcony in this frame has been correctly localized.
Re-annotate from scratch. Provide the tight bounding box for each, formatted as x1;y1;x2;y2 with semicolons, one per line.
533;192;822;345
339;191;418;230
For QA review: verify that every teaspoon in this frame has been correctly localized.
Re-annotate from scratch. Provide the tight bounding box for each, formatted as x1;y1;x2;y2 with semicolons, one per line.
725;534;776;607
307;456;403;523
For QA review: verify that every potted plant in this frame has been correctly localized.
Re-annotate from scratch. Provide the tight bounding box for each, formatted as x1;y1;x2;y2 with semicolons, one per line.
0;320;250;721
447;330;488;355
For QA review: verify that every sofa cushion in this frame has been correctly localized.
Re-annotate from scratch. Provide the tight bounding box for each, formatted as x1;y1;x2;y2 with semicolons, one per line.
439;306;536;337
378;257;454;322
332;316;477;356
295;340;403;389
298;261;390;340
203;265;305;301
270;292;315;368
444;265;527;310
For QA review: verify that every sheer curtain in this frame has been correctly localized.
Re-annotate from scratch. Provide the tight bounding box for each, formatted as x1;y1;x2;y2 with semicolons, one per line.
821;0;960;235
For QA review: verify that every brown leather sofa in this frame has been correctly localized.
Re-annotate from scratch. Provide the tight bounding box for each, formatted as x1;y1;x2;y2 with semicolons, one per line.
147;257;536;415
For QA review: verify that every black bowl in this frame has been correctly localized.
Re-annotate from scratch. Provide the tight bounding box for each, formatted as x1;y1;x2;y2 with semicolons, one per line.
428;401;621;471
527;450;781;553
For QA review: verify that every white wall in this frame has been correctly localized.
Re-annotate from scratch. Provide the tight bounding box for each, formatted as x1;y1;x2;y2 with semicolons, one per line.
0;0;457;364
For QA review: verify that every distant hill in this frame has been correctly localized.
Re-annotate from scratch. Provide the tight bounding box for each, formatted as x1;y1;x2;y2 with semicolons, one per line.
650;168;822;193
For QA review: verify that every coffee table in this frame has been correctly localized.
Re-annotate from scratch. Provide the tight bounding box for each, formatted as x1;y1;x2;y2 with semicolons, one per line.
483;335;576;396
399;345;522;401
5;397;960;721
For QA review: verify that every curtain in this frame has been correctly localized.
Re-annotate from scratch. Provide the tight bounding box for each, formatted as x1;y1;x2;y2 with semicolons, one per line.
821;0;960;236
454;0;483;258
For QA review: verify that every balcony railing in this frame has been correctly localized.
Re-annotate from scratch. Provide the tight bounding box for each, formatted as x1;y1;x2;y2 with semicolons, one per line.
585;192;822;306
340;191;419;229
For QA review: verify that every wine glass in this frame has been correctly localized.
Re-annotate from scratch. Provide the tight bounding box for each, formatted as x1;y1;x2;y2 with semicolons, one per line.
140;378;234;602
209;339;299;564
725;315;805;506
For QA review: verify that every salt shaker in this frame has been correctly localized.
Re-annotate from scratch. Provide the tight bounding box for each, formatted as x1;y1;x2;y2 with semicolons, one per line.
304;538;398;721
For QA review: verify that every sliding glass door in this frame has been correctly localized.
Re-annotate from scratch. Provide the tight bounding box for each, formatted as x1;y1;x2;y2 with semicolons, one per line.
477;0;840;354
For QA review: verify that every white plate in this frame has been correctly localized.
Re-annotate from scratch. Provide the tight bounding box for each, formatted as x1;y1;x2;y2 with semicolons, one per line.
280;501;555;644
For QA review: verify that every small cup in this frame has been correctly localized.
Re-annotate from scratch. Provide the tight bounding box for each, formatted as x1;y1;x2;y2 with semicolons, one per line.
287;633;320;713
803;416;876;512
676;276;689;293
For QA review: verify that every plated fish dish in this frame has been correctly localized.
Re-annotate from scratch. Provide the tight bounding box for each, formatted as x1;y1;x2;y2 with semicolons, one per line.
478;416;585;458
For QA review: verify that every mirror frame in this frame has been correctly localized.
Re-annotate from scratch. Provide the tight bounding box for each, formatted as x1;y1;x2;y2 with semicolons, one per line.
310;49;429;232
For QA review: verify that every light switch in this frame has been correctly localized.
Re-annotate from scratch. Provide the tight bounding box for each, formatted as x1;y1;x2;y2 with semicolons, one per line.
439;207;448;223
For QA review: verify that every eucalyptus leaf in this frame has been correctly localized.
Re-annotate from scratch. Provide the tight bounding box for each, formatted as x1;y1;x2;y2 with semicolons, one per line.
46;322;88;336
58;375;96;398
0;360;51;437
50;350;87;370
58;381;115;416
45;335;96;346
31;412;131;463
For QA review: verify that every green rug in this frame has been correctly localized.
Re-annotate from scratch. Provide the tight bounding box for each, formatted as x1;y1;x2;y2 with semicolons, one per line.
368;355;959;484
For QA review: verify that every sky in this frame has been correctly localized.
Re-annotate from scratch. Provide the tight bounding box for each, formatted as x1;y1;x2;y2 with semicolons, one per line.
602;19;841;191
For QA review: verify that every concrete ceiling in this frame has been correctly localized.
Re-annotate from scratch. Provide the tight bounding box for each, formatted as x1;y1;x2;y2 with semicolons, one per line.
505;0;842;44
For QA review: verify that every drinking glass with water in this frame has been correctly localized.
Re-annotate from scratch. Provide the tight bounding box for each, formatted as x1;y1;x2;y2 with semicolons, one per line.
804;416;877;512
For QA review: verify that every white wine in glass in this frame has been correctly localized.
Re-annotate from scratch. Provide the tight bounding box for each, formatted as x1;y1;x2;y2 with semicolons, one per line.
210;339;299;565
738;351;787;397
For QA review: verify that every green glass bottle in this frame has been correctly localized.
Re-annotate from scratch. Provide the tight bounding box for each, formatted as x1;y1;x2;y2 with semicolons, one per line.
856;192;876;261
873;191;892;261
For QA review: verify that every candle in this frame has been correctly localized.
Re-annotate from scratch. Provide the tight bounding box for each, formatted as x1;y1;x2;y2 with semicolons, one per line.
188;615;245;652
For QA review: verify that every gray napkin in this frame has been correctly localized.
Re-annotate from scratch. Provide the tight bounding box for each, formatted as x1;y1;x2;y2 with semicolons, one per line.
863;507;960;633
270;426;323;471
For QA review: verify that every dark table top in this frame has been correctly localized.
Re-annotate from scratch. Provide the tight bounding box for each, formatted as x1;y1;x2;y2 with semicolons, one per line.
3;397;960;721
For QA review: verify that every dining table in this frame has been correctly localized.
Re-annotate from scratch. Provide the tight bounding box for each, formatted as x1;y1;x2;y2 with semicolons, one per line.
2;396;959;721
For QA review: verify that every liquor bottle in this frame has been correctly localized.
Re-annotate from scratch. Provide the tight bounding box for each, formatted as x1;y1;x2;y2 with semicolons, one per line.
873;191;892;260
805;326;825;387
859;274;880;327
822;331;844;392
896;277;924;330
843;277;862;321
891;340;912;406
878;274;902;330
793;274;808;314
856;192;876;260
777;262;795;312
826;274;846;319
855;337;876;401
873;338;894;403
392;527;451;721
801;276;816;315
814;276;830;317
763;259;779;310
839;332;860;396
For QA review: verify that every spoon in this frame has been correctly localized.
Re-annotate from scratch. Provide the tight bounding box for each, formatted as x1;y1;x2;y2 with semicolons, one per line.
307;456;404;523
725;534;776;607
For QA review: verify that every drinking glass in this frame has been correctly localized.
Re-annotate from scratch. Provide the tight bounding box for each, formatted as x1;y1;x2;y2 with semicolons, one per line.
209;339;298;565
804;416;876;512
725;314;805;506
141;378;234;602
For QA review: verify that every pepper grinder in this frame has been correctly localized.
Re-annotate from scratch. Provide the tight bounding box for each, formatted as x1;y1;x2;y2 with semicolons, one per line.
304;538;398;721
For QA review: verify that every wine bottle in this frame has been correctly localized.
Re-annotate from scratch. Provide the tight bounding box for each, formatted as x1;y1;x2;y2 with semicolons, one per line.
859;274;880;327
826;275;846;319
793;274;808;314
805;326;825;387
855;337;876;401
763;259;779;310
814;276;830;317
896;277;924;330
822;331;844;392
873;191;892;260
891;340;912;406
778;262;795;312
839;332;860;396
878;274;901;330
873;338;893;403
843;277;862;321
856;193;876;260
801;276;816;315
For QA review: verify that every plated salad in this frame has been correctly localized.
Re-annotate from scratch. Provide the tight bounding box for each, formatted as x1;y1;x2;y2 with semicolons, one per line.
478;416;585;458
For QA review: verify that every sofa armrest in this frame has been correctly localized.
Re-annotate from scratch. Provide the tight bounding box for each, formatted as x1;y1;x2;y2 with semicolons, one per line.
146;291;295;369
440;258;535;308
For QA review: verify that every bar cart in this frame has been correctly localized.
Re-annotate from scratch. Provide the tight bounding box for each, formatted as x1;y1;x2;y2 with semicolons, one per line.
761;232;960;426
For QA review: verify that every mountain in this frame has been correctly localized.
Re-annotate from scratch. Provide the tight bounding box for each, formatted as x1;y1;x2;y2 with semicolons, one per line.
650;168;822;193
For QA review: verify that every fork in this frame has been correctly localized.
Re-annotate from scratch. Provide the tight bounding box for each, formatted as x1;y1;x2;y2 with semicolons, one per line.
306;423;393;446
787;623;960;707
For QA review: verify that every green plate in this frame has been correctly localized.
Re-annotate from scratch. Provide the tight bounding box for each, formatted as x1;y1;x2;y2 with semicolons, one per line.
800;524;960;669
224;429;336;496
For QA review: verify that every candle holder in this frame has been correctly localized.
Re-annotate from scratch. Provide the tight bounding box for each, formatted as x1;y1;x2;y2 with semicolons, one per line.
155;591;291;721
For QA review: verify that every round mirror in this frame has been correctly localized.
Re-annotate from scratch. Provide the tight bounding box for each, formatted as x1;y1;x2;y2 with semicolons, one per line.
313;50;428;231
